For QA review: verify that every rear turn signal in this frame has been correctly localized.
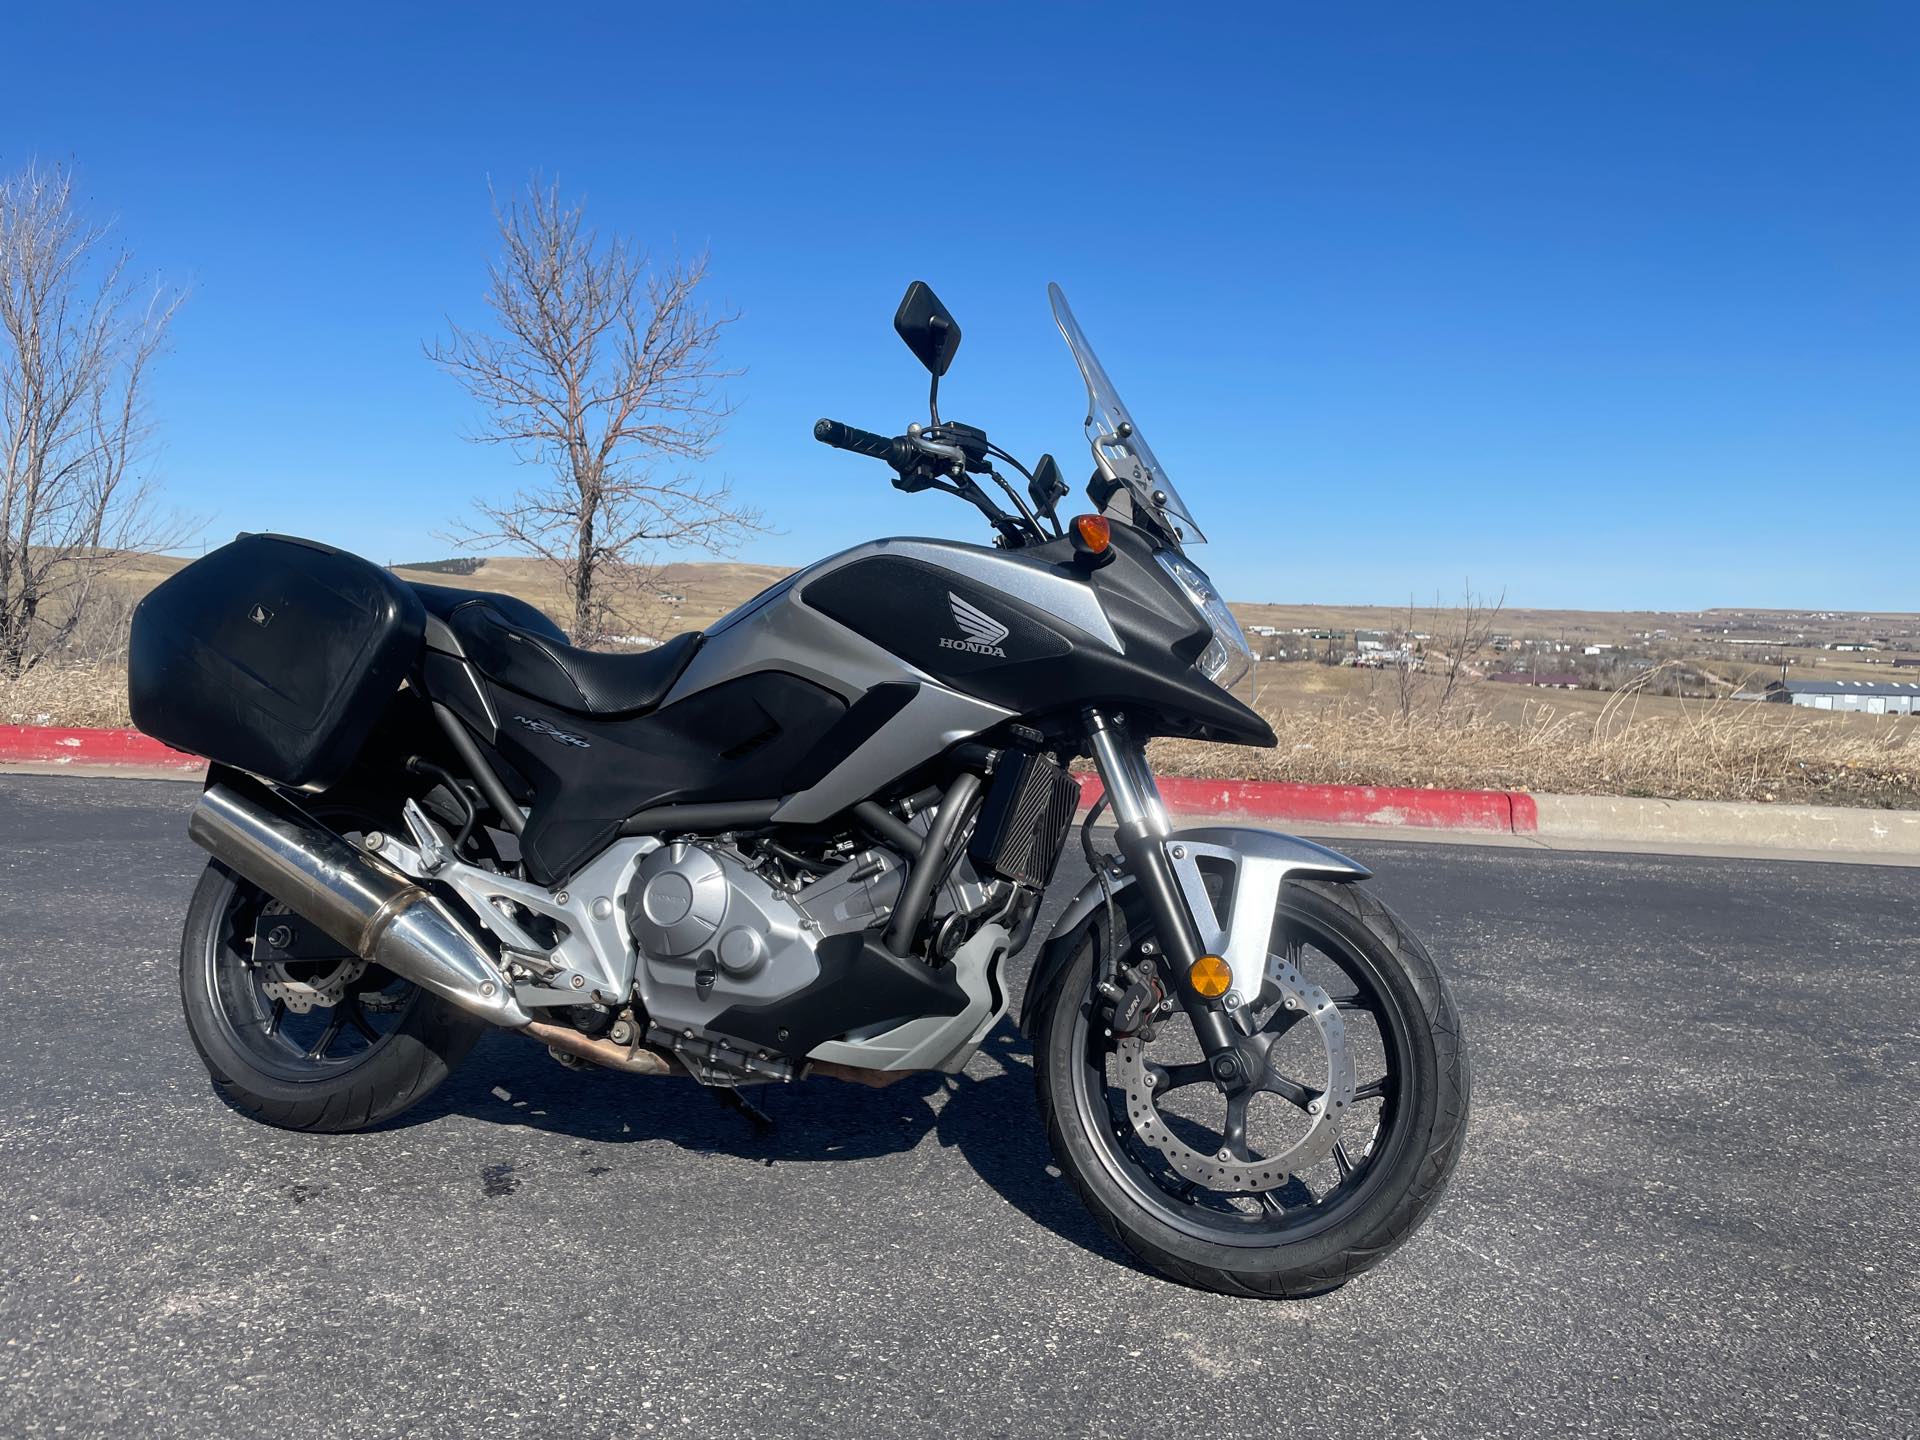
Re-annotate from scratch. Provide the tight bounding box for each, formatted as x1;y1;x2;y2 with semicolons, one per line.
1188;954;1232;998
1070;513;1112;558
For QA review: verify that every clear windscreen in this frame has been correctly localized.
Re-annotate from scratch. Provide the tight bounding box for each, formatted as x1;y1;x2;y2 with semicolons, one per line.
1048;282;1206;544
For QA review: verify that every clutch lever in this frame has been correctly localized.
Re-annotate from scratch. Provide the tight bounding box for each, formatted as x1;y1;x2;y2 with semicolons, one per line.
906;424;968;475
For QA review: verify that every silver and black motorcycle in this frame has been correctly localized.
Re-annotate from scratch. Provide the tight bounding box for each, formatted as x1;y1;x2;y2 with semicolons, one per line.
131;282;1468;1297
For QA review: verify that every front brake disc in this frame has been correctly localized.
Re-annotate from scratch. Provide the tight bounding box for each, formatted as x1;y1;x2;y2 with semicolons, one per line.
1115;950;1355;1193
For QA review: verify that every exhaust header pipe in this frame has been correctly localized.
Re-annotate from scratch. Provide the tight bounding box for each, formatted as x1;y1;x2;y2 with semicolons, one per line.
188;782;530;1029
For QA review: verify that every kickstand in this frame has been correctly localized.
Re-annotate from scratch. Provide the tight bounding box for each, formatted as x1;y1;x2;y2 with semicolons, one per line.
711;1086;775;1135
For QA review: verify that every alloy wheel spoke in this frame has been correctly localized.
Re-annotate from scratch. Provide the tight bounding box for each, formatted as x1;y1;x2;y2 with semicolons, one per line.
345;995;381;1045
1329;991;1373;1012
1149;1061;1215;1094
305;1010;347;1060
1221;1090;1250;1161
1258;1008;1308;1044
263;998;286;1037
1353;1075;1392;1102
1333;1141;1356;1180
1258;1070;1315;1108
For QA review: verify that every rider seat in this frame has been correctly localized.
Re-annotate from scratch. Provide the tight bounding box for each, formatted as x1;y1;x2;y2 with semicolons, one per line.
410;582;702;719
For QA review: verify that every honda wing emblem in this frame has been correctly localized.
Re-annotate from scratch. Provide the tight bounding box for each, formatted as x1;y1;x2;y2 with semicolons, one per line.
941;592;1009;657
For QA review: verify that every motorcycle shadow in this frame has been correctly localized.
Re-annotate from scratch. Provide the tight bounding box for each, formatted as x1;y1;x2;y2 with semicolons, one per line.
400;1018;1133;1269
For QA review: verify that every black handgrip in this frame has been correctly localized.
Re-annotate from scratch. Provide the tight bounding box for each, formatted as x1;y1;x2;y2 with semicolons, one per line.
814;418;908;468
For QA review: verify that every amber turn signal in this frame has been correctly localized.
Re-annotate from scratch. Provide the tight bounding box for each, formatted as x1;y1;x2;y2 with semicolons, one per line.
1188;954;1232;998
1070;513;1112;556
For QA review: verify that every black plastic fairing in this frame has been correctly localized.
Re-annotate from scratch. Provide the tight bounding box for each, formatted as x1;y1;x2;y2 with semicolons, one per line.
801;524;1273;746
478;669;850;883
710;929;969;1058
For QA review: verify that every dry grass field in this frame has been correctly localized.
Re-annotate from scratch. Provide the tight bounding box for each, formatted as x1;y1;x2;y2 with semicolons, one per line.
1159;665;1919;808
6;554;1916;808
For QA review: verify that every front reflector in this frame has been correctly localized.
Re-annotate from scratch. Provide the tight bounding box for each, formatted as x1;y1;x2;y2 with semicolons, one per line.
1188;954;1231;998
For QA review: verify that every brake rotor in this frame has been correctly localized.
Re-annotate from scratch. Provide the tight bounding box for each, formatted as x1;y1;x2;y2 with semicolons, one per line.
252;902;366;1014
1115;949;1356;1194
260;958;367;1014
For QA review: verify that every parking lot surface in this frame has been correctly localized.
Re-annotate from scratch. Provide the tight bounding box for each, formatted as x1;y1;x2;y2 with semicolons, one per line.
1;774;1914;1438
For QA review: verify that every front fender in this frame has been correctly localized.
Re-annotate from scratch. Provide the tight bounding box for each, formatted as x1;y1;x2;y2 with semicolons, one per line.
1017;826;1369;1036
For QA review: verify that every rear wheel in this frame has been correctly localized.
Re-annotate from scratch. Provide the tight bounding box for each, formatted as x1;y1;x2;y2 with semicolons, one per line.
1034;878;1469;1298
177;792;487;1132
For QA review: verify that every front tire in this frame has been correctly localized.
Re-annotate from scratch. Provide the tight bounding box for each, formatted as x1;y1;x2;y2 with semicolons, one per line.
1034;878;1469;1298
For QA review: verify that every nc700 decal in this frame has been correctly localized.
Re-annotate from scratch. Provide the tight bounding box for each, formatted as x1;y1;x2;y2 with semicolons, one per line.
513;715;592;748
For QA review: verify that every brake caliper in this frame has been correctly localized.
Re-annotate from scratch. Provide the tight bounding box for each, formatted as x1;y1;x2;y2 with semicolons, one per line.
1098;956;1165;1040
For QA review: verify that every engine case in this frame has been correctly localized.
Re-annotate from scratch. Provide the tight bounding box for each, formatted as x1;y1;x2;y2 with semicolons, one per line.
626;840;903;1038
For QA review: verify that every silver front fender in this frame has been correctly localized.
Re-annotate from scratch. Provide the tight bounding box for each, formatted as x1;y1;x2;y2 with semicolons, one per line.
1018;826;1369;1034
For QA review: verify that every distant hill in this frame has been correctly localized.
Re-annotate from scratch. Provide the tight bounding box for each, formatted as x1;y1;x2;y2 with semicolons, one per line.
386;557;795;637
86;548;1920;666
87;550;792;641
393;557;484;576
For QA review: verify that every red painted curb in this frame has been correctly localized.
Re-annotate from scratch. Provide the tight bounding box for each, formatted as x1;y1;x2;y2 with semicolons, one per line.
0;725;1537;834
0;725;204;771
1077;773;1538;834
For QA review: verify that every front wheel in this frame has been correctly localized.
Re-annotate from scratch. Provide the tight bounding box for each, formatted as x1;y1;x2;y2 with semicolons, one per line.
1034;878;1469;1298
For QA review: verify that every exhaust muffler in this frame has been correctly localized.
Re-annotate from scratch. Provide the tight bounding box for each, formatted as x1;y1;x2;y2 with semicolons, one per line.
189;782;531;1029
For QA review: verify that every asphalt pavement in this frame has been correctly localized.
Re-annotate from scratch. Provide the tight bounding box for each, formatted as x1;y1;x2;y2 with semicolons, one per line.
1;773;1914;1439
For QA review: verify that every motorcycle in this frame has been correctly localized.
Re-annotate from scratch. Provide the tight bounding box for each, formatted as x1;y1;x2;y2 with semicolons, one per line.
131;281;1468;1297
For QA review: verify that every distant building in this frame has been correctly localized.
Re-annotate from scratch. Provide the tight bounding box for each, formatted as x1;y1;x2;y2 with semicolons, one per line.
1488;671;1583;689
1352;648;1418;669
1758;679;1920;715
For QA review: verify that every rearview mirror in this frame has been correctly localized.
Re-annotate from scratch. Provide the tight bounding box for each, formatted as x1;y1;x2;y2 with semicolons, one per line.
1028;453;1067;522
894;281;961;377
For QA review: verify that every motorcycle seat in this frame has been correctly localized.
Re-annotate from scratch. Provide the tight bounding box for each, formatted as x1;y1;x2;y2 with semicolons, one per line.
410;582;702;719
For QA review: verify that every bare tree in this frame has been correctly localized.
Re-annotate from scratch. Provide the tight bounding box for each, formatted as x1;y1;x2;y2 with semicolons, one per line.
1381;582;1505;722
428;177;758;645
0;162;183;678
1392;592;1421;720
1431;582;1505;714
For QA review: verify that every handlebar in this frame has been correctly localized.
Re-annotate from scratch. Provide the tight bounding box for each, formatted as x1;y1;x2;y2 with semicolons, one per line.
813;415;1047;548
813;418;912;470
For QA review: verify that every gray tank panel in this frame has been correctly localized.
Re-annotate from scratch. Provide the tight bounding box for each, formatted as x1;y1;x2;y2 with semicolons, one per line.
663;540;1040;822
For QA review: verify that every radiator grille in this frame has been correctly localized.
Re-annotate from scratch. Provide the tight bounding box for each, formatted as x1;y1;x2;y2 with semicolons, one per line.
968;751;1080;887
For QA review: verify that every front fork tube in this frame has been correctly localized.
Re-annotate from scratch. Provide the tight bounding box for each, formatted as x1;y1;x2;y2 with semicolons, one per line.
1085;710;1238;1060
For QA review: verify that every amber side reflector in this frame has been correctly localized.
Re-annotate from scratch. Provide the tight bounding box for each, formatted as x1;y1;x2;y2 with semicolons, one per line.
1070;513;1112;555
1188;954;1231;998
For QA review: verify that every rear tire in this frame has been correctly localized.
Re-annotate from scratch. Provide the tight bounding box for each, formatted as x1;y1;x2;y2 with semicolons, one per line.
177;786;489;1133
1033;878;1469;1298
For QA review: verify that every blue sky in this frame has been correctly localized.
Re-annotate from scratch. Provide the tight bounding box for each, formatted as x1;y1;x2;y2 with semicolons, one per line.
5;2;1916;611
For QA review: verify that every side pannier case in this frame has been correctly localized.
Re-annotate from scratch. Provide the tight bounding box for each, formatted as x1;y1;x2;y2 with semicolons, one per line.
128;534;425;790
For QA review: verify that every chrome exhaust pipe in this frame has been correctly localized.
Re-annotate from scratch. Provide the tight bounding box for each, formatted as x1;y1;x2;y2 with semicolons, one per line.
188;782;530;1029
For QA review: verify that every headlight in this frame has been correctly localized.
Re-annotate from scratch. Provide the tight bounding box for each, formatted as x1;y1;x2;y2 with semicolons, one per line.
1154;550;1253;693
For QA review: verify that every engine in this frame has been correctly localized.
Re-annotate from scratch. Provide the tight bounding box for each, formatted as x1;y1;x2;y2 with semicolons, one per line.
625;838;906;1041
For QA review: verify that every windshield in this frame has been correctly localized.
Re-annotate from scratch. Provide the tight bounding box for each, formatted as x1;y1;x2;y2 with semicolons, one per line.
1048;282;1206;544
